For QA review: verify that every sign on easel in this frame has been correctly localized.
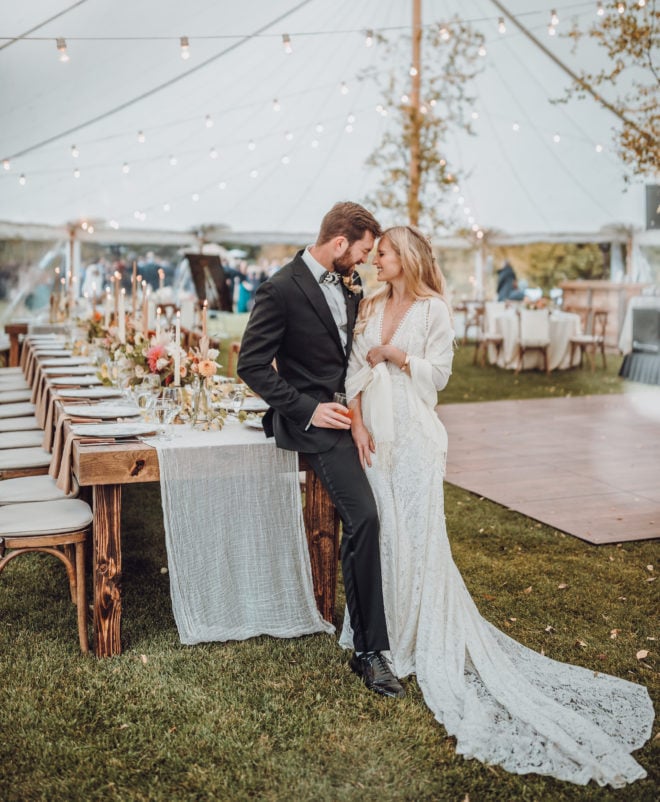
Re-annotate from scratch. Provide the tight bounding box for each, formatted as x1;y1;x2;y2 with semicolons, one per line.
186;253;233;312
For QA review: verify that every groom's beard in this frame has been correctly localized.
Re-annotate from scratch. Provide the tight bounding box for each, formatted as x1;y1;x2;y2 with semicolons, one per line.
332;253;355;276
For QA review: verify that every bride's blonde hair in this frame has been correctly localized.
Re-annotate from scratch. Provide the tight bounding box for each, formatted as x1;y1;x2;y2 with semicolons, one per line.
356;226;450;332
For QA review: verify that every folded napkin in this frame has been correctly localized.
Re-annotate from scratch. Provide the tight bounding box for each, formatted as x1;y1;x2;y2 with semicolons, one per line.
50;430;77;494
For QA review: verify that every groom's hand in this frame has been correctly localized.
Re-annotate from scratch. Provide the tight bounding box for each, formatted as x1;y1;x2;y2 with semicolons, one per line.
311;402;352;429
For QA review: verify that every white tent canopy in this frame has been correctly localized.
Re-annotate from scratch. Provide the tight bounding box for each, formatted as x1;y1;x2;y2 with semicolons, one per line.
0;0;652;238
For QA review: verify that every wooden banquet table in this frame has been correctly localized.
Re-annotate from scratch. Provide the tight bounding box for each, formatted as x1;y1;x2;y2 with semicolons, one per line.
70;417;340;658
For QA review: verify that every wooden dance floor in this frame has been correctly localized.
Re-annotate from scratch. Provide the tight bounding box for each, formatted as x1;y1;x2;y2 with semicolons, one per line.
439;392;660;544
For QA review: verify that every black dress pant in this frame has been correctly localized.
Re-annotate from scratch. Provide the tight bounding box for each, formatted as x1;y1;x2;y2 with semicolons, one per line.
302;431;389;653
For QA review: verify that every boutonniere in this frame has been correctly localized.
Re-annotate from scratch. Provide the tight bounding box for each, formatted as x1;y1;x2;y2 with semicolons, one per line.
342;273;362;296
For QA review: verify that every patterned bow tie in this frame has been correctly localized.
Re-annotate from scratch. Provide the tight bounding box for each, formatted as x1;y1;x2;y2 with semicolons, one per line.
319;270;341;286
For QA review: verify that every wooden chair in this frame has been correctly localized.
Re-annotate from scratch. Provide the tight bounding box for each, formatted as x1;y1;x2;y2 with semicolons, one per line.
570;309;608;370
457;301;485;345
0;498;93;653
517;308;550;374
473;302;505;367
227;341;241;378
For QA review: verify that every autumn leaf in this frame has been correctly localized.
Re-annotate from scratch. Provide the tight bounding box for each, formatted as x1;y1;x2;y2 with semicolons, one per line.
636;650;649;660
482;594;496;601
140;654;148;665
523;586;532;594
610;629;620;639
544;625;555;633
575;639;588;648
557;583;568;590
646;565;654;572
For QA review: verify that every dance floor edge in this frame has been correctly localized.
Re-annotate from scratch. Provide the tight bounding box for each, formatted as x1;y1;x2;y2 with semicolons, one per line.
439;392;660;545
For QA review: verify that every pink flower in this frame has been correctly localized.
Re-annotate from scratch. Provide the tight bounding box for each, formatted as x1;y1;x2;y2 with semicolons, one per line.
146;344;167;373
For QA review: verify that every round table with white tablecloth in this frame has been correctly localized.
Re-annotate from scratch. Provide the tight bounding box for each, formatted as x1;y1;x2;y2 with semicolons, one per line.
488;308;582;371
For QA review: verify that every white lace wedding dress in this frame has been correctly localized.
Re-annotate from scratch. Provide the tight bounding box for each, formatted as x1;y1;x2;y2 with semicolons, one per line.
340;296;654;787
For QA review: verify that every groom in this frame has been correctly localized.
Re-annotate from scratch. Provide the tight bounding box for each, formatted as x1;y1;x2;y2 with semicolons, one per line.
238;202;404;699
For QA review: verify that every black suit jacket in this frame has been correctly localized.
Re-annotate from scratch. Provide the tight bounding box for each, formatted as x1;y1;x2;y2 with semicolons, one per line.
237;251;360;453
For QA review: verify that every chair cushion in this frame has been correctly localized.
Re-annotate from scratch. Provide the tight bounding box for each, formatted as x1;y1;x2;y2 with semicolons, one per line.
0;416;41;432
0;367;24;375
0;447;51;470
0;475;77;504
0;390;32;404
0;498;92;536
0;402;36;419
0;430;44;449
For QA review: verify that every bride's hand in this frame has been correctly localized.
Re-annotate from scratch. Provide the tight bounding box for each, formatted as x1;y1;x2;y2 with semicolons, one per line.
366;345;391;368
351;421;375;468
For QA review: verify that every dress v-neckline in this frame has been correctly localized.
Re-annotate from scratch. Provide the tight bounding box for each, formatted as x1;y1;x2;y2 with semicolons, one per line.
379;299;418;346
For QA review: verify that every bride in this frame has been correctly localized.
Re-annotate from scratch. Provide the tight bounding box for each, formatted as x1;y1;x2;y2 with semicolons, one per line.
339;225;654;787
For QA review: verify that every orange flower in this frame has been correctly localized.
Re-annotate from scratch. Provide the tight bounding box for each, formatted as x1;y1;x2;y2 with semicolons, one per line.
198;359;218;378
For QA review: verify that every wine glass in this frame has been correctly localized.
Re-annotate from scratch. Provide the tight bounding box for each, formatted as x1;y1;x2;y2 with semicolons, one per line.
151;398;177;438
141;373;162;399
228;384;245;417
333;392;353;421
161;387;184;425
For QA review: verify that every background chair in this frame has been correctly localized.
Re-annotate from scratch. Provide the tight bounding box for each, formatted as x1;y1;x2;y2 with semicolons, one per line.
569;309;608;370
474;302;505;367
0;498;93;652
517;308;550;374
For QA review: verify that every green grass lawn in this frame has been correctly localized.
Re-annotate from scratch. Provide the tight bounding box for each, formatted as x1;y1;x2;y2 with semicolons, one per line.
0;340;657;801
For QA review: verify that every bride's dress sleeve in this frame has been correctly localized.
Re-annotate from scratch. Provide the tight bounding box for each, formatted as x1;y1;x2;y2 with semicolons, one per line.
410;298;454;408
345;325;372;403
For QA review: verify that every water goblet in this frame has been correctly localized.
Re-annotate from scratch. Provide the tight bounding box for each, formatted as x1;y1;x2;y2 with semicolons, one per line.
151;398;177;439
228;384;245;417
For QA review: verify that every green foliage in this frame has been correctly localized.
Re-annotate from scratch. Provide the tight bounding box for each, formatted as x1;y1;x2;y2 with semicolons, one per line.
525;243;607;292
363;20;484;232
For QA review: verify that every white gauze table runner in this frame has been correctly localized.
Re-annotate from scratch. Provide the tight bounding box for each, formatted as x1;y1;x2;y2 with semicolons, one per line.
144;420;334;645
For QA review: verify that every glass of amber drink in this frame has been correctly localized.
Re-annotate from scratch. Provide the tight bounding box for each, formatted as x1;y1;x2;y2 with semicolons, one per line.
333;392;353;421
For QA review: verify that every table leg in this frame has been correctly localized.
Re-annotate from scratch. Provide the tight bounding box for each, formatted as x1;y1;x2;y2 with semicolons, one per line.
92;484;123;657
302;467;340;625
8;333;20;367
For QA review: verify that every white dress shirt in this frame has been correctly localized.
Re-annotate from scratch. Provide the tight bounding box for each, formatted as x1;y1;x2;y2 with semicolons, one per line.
302;247;348;351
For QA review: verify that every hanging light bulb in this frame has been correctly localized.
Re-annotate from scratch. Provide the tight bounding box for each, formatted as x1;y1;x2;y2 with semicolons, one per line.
73;167;80;178
2;159;10;171
282;34;292;54
137;130;146;144
553;132;561;143
315;123;324;133
347;113;356;124
638;0;646;6
71;144;79;158
191;193;200;202
122;162;130;174
209;147;218;159
340;81;349;95
284;130;293;141
409;65;418;77
400;94;409;104
250;169;259;178
272;98;281;112
56;38;69;62
109;220;120;230
617;2;625;12
205;114;213;128
281;155;290;165
18;174;26;185
365;29;374;47
218;181;227;190
478;45;487;56
311;138;320;147
420;104;428;115
551;9;559;25
595;143;604;152
169;155;178;166
344;125;353;134
512;121;520;131
440;26;450;41
180;36;190;60
247;139;256;151
596;1;605;14
471;111;479;120
163;202;171;212
498;17;506;34
87;224;95;234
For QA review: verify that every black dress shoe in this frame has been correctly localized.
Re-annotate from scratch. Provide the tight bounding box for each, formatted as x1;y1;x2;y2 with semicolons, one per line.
349;651;405;698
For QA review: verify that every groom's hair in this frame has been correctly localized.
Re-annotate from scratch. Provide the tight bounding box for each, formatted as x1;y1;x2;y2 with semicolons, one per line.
317;202;382;246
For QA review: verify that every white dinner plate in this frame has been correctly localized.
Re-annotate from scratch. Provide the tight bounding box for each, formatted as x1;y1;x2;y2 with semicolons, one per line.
33;350;72;356
39;358;92;366
70;422;158;438
43;365;98;375
62;402;141;419
57;387;123;399
220;397;269;413
50;375;102;386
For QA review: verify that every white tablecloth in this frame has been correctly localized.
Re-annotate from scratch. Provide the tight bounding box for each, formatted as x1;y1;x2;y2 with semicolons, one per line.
618;296;660;354
489;310;581;370
144;419;334;645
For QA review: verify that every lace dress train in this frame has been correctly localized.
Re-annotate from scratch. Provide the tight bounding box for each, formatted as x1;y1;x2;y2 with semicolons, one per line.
340;297;653;787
